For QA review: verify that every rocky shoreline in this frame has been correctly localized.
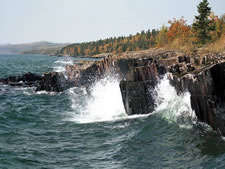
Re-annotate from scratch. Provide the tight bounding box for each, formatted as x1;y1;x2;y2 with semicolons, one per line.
1;49;225;135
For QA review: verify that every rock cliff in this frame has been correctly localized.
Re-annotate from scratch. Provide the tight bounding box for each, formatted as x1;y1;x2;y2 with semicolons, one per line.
119;59;167;115
170;60;225;135
35;54;117;92
2;49;225;136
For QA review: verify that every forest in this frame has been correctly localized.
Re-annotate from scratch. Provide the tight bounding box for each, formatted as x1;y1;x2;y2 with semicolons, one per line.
60;0;225;56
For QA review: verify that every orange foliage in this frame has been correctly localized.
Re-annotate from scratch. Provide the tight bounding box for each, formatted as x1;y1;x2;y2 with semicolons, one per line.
167;16;191;42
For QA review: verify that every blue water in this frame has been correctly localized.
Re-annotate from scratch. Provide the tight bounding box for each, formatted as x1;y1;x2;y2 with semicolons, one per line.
1;54;225;169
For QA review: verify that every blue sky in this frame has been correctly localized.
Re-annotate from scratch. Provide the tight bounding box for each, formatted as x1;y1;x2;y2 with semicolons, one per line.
0;0;224;44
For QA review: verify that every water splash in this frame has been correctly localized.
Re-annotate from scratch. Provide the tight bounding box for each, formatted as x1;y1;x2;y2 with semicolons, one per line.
53;57;74;72
68;76;127;123
154;75;197;128
67;74;197;125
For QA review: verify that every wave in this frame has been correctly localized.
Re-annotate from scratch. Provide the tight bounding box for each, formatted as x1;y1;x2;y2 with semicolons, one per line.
35;91;58;95
154;75;197;128
53;57;74;72
67;76;128;123
66;74;199;126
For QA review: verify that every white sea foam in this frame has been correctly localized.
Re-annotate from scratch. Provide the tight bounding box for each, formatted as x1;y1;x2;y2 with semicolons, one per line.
53;57;74;72
67;74;198;125
68;76;128;123
154;75;197;128
35;91;58;95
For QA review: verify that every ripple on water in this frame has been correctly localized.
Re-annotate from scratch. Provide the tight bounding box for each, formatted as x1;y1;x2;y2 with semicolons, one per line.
1;55;225;169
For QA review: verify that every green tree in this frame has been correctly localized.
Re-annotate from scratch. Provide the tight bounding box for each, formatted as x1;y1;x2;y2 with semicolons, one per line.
192;0;214;44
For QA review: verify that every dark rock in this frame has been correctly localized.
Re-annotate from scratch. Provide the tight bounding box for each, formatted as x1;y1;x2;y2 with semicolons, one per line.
187;64;195;72
21;72;42;82
0;72;42;87
119;61;166;115
178;55;190;64
120;80;156;115
8;82;23;86
170;64;181;74
35;72;71;92
169;62;225;136
35;55;117;92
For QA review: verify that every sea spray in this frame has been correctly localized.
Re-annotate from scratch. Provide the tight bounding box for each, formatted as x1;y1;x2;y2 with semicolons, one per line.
67;74;197;125
68;76;127;123
154;75;197;128
1;54;225;169
53;57;74;72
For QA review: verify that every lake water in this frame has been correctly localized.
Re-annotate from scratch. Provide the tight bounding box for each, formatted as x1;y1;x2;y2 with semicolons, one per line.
1;54;225;169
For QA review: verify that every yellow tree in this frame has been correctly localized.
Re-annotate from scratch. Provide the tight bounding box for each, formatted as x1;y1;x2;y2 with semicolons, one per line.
156;25;168;47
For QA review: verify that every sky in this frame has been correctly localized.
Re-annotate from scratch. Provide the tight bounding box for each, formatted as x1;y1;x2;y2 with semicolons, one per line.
0;0;224;44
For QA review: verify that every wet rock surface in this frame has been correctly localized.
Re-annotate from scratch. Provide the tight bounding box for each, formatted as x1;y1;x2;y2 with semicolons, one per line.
3;49;225;136
35;55;117;92
35;72;72;92
119;59;166;115
117;51;225;136
0;72;42;87
170;62;225;135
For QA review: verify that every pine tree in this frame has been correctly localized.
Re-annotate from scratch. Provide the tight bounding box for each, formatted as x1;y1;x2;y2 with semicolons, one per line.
192;0;214;44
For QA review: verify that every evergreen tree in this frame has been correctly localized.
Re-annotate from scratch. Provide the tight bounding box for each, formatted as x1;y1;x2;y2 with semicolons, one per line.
192;0;214;44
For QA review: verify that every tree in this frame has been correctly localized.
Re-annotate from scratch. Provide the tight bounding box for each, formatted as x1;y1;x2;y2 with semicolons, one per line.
167;17;191;42
192;0;214;44
221;14;225;23
209;12;224;41
156;25;168;47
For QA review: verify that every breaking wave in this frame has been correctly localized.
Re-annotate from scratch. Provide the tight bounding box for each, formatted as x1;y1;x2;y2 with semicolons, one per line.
67;76;127;123
53;57;74;72
154;75;197;128
66;73;197;127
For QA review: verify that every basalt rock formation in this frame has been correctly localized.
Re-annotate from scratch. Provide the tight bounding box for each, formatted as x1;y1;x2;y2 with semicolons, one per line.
116;50;187;115
169;58;225;135
0;72;42;87
2;49;225;136
33;49;191;93
116;50;225;136
119;59;167;115
35;54;116;92
35;72;71;92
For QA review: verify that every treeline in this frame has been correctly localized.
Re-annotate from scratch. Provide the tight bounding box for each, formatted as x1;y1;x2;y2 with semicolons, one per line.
156;0;225;53
60;29;159;56
61;0;225;56
156;12;225;52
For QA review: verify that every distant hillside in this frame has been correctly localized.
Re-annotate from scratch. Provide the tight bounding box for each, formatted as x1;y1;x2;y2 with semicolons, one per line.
0;41;69;55
60;29;159;57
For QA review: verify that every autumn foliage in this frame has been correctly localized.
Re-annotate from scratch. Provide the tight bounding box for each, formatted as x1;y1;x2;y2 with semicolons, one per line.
61;0;225;56
167;17;191;42
61;30;159;56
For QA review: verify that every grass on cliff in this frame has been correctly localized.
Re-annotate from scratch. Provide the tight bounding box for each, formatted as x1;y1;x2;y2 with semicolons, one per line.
202;36;225;53
163;35;225;55
164;38;196;54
